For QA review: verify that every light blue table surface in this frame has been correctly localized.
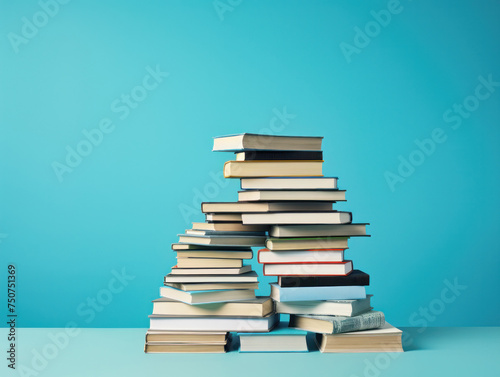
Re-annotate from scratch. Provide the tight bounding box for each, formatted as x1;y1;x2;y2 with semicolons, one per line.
2;327;499;377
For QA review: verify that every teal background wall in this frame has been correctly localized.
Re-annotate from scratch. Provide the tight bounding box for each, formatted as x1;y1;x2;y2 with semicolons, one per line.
0;0;499;328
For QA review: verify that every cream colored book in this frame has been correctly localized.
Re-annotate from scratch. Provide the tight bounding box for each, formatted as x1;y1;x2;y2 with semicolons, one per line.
167;282;258;291
224;160;323;178
176;258;243;269
152;297;273;317
238;190;346;202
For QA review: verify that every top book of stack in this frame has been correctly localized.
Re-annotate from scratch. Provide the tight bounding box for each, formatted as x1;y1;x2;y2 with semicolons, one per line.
213;134;323;152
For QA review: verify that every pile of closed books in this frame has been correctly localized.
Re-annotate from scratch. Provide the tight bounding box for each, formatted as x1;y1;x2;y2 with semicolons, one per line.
144;133;403;353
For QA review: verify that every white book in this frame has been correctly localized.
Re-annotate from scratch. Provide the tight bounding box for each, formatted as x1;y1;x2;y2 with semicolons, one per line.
241;177;337;190
170;265;252;275
242;212;352;225
164;271;259;283
275;296;372;316
258;249;344;263
149;313;280;332
159;285;255;304
264;261;353;277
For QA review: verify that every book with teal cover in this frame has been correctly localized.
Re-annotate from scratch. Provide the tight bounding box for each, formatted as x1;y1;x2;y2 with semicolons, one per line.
270;283;366;302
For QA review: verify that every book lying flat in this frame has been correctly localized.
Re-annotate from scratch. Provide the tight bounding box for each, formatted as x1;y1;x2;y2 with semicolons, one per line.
248;211;352;225
170;265;252;275
185;229;266;236
275;296;372;317
149;313;280;332
171;243;251;251
177;234;266;247
258;249;344;264
145;330;227;344
270;224;368;238
289;311;385;334
236;151;323;161
264;261;353;277
266;237;349;251
192;222;269;232
152;297;273;317
315;323;403;353
238;190;346;202
202;201;332;213
238;323;308;353
278;270;370;287
224;160;323;178
164;271;259;284
213;133;323;152
176;258;244;269
242;212;352;225
175;250;253;260
159;285;255;304
241;177;338;190
270;282;365;302
206;213;243;222
167;282;259;292
144;343;226;353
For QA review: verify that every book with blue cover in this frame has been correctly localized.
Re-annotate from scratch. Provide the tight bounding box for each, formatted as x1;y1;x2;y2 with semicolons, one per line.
238;322;308;352
270;283;366;302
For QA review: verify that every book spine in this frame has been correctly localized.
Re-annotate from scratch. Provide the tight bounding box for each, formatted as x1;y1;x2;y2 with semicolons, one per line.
331;311;385;334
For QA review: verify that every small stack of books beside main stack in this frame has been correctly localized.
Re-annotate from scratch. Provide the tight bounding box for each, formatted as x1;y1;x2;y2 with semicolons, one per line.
144;210;278;353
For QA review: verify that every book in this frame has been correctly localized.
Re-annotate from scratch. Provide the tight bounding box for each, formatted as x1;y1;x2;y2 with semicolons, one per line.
258;249;344;264
206;213;243;222
175;250;253;259
224;160;323;178
145;330;228;344
266;237;349;251
269;282;365;301
270;224;368;238
171;243;251;251
167;282;259;291
236;151;323;161
278;270;370;287
164;271;259;284
202;201;332;213
192;222;269;232
264;261;353;276
149;313;280;332
238;190;346;202
315;323;403;353
241;177;338;190
242;212;352;225
289;311;385;334
177;234;266;247
144;343;226;353
213;133;323;152
152;297;273;317
238;323;308;352
176;258;243;268
159;285;255;304
185;229;266;236
275;296;372;316
170;265;252;275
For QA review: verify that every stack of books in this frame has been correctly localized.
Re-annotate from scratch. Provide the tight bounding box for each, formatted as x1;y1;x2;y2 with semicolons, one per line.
144;165;281;352
214;133;402;353
145;133;402;353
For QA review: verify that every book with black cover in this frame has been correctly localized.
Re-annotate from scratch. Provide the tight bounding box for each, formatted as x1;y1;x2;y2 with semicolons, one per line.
236;151;323;161
278;270;370;287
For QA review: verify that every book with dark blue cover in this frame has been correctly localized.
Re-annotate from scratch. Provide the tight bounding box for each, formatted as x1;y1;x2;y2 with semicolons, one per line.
278;270;370;287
